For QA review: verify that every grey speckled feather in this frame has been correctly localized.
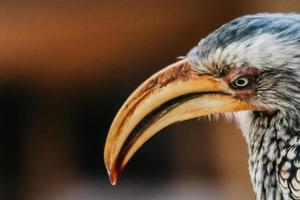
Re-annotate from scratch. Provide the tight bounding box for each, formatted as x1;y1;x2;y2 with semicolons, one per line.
187;13;300;200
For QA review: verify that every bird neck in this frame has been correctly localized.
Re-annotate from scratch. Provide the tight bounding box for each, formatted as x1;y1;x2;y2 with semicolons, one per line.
236;111;300;200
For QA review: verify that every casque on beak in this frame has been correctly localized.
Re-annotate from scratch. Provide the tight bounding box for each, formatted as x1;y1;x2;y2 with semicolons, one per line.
104;59;253;185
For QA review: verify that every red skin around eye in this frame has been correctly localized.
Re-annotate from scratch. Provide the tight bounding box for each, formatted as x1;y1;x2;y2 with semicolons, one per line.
232;88;256;100
223;67;261;100
225;67;261;82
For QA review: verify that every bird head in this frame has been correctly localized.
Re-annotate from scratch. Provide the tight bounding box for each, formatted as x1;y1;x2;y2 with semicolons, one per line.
104;13;300;185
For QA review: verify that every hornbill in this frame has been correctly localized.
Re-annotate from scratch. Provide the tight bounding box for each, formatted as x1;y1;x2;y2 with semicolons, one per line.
104;13;300;200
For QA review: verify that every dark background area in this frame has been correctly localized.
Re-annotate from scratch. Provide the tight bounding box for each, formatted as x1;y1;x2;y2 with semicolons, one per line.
1;1;300;199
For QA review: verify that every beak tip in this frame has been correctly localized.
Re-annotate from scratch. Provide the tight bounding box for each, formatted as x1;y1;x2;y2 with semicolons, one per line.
106;164;119;186
108;172;118;186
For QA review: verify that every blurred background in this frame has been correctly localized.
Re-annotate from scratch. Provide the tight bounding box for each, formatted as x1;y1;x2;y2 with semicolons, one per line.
1;1;300;199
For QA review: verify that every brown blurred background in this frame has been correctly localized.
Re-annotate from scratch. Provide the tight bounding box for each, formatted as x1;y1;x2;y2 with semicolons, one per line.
1;1;300;200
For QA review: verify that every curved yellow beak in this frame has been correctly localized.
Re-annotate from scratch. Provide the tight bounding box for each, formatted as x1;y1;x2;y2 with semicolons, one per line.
104;59;252;185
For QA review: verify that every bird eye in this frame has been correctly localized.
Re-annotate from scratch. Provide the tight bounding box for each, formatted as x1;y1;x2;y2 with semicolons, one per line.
231;76;252;89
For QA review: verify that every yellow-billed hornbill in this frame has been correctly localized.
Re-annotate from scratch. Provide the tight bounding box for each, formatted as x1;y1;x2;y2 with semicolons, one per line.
104;13;300;200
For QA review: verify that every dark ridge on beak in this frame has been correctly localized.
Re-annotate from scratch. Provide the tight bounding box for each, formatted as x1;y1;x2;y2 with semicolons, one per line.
111;91;224;182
